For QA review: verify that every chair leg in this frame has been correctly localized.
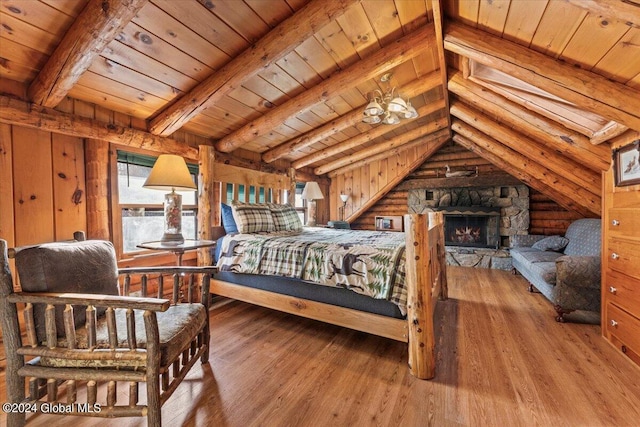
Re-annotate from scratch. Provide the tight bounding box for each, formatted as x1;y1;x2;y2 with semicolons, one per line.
146;375;162;427
6;372;26;427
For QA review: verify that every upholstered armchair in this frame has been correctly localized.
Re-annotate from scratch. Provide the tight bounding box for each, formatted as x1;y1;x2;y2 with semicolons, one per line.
0;232;215;427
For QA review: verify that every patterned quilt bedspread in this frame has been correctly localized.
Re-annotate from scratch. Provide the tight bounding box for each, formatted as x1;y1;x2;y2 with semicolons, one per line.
215;228;408;314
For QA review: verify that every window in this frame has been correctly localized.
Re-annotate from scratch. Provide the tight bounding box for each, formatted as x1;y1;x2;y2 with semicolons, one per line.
117;152;198;254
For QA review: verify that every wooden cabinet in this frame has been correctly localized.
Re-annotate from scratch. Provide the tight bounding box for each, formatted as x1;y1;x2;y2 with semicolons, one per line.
375;215;404;232
602;166;640;368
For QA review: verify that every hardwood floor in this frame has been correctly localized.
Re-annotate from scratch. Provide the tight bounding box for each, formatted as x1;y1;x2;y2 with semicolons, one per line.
2;266;640;426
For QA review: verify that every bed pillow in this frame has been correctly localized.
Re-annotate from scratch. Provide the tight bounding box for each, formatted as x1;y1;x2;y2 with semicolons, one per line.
532;235;569;252
231;201;275;233
221;203;238;234
269;203;303;232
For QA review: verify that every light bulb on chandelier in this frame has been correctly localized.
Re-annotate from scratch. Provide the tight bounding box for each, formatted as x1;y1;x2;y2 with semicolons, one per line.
362;73;419;125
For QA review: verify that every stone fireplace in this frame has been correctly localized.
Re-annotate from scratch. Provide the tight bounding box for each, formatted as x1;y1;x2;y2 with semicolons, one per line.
408;185;530;269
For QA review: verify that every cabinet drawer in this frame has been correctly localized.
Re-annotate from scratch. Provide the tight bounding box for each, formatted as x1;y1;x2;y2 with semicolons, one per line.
607;238;640;281
606;303;640;359
608;209;640;240
604;270;640;314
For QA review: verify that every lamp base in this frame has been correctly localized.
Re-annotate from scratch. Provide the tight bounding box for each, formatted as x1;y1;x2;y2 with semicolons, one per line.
305;199;317;227
161;232;185;245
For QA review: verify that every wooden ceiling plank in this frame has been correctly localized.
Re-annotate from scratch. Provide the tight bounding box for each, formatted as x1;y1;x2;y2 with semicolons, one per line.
336;3;380;59
0;11;59;55
448;72;611;171
450;100;602;196
477;0;510;36
313;120;449;175
197;0;270;44
262;70;442;163
593;27;640;83
529;1;587;58
431;0;451;129
149;0;359;136
1;0;78;34
245;0;296;29
293;37;341;80
501;0;548;46
451;123;599;217
395;0;430;33
216;23;436;153
27;0;148;108
563;0;640;28
0;95;200;158
559;12;630;70
360;0;404;45
294;97;446;169
131;2;231;70
444;22;640;131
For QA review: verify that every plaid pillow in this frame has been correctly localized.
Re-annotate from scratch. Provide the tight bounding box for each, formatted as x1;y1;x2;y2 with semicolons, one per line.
231;201;275;233
269;203;303;232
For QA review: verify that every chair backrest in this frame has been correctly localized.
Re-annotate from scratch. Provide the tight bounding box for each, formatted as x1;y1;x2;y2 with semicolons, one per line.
563;218;602;257
12;237;120;342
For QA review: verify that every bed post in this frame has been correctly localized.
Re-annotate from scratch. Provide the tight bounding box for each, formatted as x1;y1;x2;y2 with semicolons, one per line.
429;211;448;300
198;145;216;266
288;168;296;205
404;213;436;380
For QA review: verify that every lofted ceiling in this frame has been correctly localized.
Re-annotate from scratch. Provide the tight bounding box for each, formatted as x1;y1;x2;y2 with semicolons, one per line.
1;0;640;217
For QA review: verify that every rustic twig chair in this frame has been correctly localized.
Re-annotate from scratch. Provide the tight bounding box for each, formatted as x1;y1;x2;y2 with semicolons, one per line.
0;232;215;427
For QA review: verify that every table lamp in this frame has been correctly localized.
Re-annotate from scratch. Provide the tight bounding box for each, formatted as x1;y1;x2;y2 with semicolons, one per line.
143;154;196;244
301;181;324;227
339;193;349;221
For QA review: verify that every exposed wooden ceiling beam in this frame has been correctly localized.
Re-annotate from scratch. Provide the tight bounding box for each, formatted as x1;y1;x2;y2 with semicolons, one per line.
397;173;522;190
430;0;451;127
215;23;436;153
590;121;629;145
450;100;601;196
328;129;451;178
448;72;611;172
344;132;451;224
149;0;359;137
444;22;640;131
564;0;640;28
28;0;148;108
610;129;640;149
451;120;599;217
261;71;442;164
314;123;449;176
0;95;198;159
293;98;447;170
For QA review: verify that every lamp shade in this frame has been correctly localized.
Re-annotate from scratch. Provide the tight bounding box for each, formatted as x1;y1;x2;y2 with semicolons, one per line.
301;181;324;200
340;194;349;203
143;155;196;191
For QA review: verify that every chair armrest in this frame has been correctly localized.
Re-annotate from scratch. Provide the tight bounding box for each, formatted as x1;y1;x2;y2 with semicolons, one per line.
7;292;170;311
510;234;546;248
556;256;601;289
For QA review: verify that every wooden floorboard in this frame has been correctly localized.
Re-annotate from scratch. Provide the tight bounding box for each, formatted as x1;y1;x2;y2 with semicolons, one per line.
2;266;640;426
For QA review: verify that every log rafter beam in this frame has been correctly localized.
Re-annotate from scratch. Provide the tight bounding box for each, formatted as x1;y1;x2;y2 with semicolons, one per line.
314;119;449;175
149;0;360;136
261;71;442;164
448;72;611;172
28;0;148;108
451;120;600;217
450;101;601;197
444;22;640;131
0;95;199;159
215;23;436;153
294;98;447;170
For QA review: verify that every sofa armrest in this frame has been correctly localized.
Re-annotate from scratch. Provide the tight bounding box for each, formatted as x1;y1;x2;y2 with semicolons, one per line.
510;234;546;248
556;255;601;289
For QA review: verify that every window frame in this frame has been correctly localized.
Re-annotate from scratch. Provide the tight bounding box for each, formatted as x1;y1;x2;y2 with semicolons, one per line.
110;146;198;260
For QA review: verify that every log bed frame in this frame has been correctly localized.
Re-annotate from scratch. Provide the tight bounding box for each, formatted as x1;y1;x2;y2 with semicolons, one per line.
196;147;448;379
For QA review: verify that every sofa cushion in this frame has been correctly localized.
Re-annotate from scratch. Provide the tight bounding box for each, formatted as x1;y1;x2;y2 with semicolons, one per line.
520;250;563;264
563;218;601;256
15;240;120;341
532;235;569;252
529;261;558;285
